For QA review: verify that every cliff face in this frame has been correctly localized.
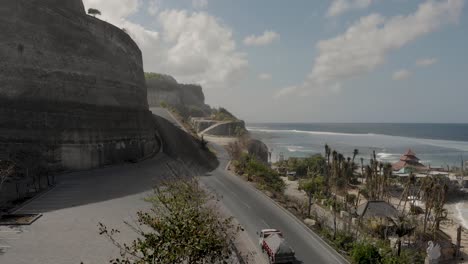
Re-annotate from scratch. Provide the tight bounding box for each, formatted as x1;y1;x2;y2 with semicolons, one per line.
32;0;85;13
0;0;158;170
146;74;211;117
0;0;147;109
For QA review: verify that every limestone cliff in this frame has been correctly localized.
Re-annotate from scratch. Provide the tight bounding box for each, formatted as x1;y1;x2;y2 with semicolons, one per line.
1;0;147;109
146;73;211;117
0;0;158;170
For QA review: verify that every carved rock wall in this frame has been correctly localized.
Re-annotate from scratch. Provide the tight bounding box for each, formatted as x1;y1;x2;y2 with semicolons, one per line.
0;0;158;170
146;75;211;117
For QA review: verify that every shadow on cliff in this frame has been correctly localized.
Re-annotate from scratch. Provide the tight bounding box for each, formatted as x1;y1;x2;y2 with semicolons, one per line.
15;115;219;214
153;115;219;172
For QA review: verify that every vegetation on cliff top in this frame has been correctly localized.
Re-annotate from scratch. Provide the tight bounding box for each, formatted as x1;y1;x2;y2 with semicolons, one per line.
145;72;173;80
211;107;239;122
87;8;101;17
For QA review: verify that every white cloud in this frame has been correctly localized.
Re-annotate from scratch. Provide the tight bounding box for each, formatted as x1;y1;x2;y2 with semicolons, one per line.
327;0;372;17
157;10;248;87
192;0;208;9
416;58;438;67
258;73;272;81
279;0;464;97
148;0;160;15
244;31;280;46
82;1;248;90
392;69;412;81
274;86;298;99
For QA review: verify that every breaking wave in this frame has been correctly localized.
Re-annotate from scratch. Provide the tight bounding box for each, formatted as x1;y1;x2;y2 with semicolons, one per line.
247;127;468;152
247;128;374;137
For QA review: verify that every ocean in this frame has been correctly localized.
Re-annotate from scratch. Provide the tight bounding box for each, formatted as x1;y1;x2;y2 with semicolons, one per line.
247;123;468;168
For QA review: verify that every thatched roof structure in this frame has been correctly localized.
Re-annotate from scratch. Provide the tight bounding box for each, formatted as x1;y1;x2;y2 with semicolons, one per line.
357;201;398;219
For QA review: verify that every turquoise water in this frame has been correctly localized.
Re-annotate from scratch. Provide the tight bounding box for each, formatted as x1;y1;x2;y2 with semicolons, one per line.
247;123;468;168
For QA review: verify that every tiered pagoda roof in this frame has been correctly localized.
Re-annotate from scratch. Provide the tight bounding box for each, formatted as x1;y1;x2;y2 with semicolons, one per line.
392;149;426;171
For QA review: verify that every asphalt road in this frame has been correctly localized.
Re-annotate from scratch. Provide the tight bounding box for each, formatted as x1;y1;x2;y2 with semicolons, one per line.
200;143;349;264
0;108;347;264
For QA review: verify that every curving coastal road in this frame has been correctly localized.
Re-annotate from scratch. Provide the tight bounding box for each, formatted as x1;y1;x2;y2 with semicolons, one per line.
0;108;348;264
200;143;349;264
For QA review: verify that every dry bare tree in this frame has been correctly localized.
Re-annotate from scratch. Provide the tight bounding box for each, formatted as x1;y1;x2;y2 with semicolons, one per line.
0;160;15;192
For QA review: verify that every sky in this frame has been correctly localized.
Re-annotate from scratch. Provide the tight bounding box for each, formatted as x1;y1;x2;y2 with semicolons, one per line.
82;0;468;123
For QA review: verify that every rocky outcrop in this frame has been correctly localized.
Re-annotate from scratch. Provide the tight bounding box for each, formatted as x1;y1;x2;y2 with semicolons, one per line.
146;74;211;117
247;139;269;164
0;0;158;170
146;73;248;138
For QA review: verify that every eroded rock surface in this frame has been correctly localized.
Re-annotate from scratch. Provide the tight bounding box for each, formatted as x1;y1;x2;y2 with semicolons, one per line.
146;74;211;117
247;139;269;164
0;0;158;170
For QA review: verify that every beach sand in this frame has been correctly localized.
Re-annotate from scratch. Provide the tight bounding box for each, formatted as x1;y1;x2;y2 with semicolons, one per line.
440;202;468;262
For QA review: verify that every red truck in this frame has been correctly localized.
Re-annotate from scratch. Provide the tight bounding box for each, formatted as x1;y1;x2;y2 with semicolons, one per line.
258;229;296;264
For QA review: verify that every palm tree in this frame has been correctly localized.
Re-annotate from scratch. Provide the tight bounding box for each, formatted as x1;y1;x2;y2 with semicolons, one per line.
390;216;416;256
398;172;416;215
382;163;392;202
329;150;337;190
360;157;365;182
431;179;449;233
352;149;359;163
421;177;435;233
324;144;331;194
324;144;329;160
299;176;324;217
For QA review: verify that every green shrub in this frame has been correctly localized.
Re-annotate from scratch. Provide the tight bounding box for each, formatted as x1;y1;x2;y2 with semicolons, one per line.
333;231;354;252
211;107;237;121
378;240;424;264
160;101;168;108
234;154;285;194
350;241;382;264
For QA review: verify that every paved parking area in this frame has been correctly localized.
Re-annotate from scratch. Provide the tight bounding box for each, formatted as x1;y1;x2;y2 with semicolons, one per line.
0;154;185;264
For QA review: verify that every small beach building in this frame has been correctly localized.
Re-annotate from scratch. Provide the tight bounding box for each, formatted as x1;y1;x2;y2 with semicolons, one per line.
392;149;426;173
357;201;399;220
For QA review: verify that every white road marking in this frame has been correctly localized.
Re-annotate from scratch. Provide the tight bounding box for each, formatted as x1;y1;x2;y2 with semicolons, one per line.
212;176;251;209
240;200;251;209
